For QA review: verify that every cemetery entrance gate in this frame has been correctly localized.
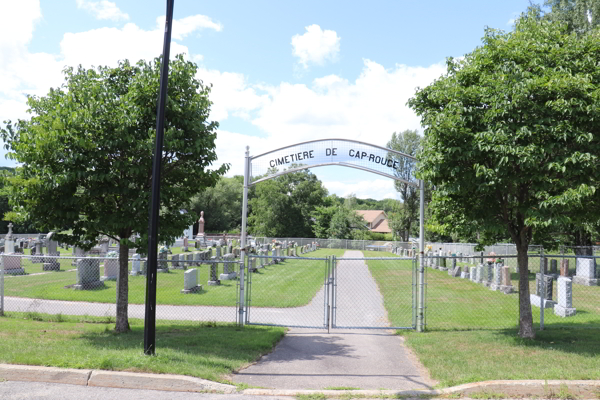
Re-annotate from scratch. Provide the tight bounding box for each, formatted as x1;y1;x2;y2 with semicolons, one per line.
238;139;426;331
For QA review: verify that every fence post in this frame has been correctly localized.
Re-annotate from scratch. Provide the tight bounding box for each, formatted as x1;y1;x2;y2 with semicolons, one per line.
0;256;4;316
239;260;245;326
417;252;425;332
540;247;545;331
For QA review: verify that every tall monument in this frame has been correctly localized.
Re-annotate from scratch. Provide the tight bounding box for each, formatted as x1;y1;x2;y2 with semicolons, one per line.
196;211;205;241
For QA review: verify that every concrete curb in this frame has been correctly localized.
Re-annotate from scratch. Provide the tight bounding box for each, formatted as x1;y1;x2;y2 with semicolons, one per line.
242;388;439;397
243;381;600;398
2;365;600;398
0;364;236;394
0;364;91;386
439;380;600;399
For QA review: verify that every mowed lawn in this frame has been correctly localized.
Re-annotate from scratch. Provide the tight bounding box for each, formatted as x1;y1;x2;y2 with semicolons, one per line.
363;251;600;387
4;248;345;308
0;312;285;384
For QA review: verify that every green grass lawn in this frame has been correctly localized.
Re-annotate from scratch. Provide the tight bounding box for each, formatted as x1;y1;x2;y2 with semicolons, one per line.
362;250;416;328
364;251;600;387
0;312;285;384
4;248;345;308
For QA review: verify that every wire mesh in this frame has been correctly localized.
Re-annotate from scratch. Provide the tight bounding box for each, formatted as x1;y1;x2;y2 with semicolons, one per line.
245;253;330;329
332;256;416;330
421;250;600;332
0;250;240;324
2;241;597;333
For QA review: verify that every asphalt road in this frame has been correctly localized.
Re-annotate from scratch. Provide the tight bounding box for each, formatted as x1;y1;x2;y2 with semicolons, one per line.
0;381;289;400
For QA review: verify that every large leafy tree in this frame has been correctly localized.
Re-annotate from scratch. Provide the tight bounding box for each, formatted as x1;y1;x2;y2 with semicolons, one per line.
536;0;600;253
387;130;422;241
1;55;228;332
409;15;600;338
542;0;600;34
248;169;327;238
189;175;243;233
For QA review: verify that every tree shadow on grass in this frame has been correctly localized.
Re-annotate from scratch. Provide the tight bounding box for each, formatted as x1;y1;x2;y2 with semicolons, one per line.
447;321;600;358
77;323;285;363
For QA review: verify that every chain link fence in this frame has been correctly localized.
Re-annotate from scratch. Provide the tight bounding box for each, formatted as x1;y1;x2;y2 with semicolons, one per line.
1;243;598;334
421;251;600;331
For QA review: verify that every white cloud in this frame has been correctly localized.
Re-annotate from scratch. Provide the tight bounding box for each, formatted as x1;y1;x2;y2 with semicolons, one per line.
171;14;222;38
76;0;129;22
292;24;340;68
196;69;268;122
252;59;445;148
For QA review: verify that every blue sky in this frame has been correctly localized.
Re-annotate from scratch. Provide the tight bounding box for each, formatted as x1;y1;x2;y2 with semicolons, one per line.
1;0;532;200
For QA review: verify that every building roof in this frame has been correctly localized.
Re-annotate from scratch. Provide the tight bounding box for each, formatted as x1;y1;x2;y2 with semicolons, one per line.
371;218;391;233
355;210;386;224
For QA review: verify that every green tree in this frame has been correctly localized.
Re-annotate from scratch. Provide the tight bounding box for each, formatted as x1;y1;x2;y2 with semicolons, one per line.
542;0;600;34
248;169;327;237
535;0;600;254
408;15;600;338
1;55;228;333
189;176;243;233
387;130;422;241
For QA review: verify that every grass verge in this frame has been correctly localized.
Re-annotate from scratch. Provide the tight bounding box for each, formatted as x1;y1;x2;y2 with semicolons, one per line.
364;251;600;387
0;311;285;383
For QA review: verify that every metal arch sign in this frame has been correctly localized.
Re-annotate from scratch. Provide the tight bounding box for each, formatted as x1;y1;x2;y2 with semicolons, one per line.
248;138;419;187
238;137;426;331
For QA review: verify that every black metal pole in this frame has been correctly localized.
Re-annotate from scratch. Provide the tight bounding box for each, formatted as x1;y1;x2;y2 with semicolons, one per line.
144;0;174;356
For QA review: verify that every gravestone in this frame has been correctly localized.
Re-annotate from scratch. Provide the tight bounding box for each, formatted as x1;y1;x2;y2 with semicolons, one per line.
452;265;461;277
560;259;570;277
101;252;119;281
215;246;222;259
32;240;44;264
490;264;503;291
158;251;169;271
181;269;202;293
482;263;494;287
193;251;201;266
207;256;220;285
499;266;515;294
248;257;257;273
460;267;470;279
43;232;61;271
530;273;555;308
470;266;477;282
573;258;598;286
171;254;181;269
99;238;109;254
553;277;576;317
220;253;237;280
541;257;548;274
184;253;194;269
550;259;558;276
130;254;141;276
73;258;103;290
449;258;457;276
183;237;189;252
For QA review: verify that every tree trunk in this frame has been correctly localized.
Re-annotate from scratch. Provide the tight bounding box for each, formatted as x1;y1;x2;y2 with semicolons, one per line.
516;242;535;339
115;240;130;333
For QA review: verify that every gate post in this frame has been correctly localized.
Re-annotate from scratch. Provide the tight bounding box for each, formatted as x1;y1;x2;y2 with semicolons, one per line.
239;146;251;326
418;179;425;332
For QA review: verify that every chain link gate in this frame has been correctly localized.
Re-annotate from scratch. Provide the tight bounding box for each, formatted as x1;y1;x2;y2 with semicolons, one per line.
241;254;417;330
331;256;417;330
244;254;332;329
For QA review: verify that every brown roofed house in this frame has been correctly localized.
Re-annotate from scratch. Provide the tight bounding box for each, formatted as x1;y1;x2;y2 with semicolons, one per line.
355;210;392;234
